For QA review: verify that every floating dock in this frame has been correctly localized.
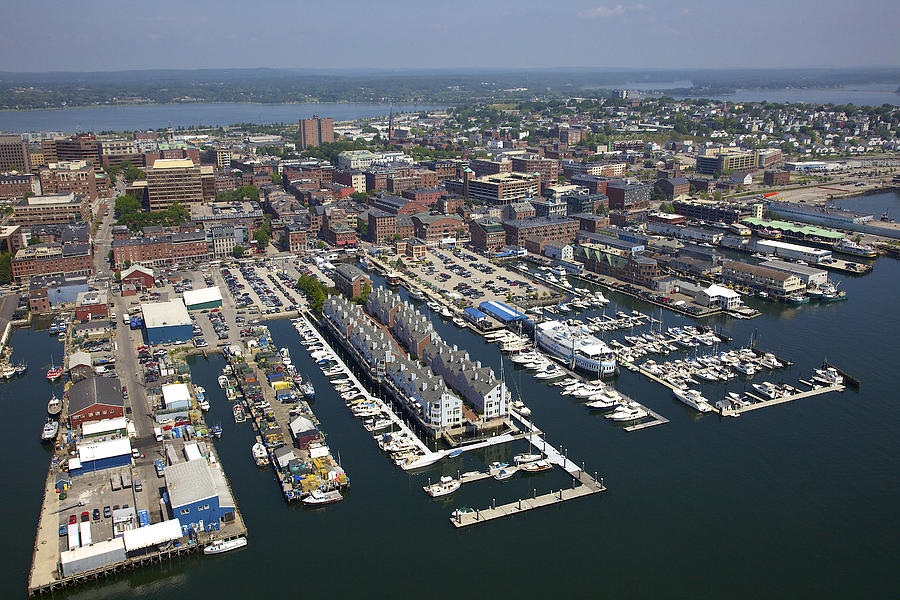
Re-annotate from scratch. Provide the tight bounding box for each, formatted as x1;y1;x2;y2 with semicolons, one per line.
719;384;844;416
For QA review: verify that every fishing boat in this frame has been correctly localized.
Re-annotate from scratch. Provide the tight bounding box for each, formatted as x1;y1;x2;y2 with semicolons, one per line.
300;382;316;399
385;271;402;286
203;537;248;555
15;362;27;375
210;425;223;438
520;459;553;473
252;442;268;467
217;375;229;388
198;397;210;411
2;366;15;379
424;476;461;497
46;358;63;382
233;404;246;423
41;418;58;442
47;395;62;416
757;227;782;240
832;238;877;259
302;489;344;506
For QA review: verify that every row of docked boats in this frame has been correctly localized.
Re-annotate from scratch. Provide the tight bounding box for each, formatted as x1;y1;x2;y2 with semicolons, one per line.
293;318;437;473
554;377;650;420
424;453;553;498
640;347;786;389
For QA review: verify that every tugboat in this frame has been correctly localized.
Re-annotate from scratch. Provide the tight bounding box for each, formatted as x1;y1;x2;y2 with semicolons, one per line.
47;395;62;416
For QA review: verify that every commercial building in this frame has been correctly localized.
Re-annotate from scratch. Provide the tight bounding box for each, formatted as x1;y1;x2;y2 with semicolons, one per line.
165;459;236;534
673;199;752;224
299;116;334;149
11;243;93;281
764;201;873;228
469;218;506;252
206;224;249;258
721;260;804;297
111;232;210;269
465;172;541;205
28;274;89;311
410;213;465;244
698;284;742;310
502;216;578;247
764;170;790;186
333;264;371;298
755;239;832;264
0;135;31;172
146;158;202;211
12;192;90;226
69;437;131;476
141;299;193;344
605;181;651;211
468;157;512;179
120;265;155;291
42;134;102;165
0;172;41;200
576;246;662;287
530;197;567;218
655;177;690;199
695;148;757;176
759;259;829;287
367;208;398;244
67;376;125;428
183;286;223;310
75;290;109;321
510;154;559;182
569;174;622;196
39;160;99;200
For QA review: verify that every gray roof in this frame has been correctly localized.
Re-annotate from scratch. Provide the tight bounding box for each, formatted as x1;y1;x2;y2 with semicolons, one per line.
334;263;368;284
68;376;122;414
165;459;218;508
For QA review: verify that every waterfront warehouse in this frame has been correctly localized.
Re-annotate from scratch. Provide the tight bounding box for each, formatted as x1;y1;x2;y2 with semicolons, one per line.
164;458;237;534
183;286;223;311
141;299;192;344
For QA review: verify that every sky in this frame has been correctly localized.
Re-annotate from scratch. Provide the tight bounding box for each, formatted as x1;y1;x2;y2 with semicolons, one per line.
2;0;899;72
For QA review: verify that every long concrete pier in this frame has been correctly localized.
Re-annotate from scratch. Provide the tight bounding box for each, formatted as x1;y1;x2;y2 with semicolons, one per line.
451;483;604;528
721;383;844;416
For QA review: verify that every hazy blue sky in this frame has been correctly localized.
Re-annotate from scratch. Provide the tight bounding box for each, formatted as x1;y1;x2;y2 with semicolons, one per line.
2;0;898;72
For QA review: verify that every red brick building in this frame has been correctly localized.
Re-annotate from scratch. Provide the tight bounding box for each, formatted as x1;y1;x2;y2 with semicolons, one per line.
11;243;93;281
74;290;109;321
39;161;98;200
68;376;124;428
368;209;397;244
502;216;578;247
120;264;155;289
401;188;441;207
469;218;506;251
411;213;465;243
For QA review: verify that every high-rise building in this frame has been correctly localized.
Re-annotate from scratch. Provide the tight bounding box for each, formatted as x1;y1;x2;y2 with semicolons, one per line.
38;161;98;200
42;134;102;166
146;158;202;211
0;135;31;173
298;115;334;149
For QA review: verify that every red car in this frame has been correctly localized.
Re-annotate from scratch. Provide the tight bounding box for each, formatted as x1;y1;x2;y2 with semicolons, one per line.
68;514;77;525
80;511;89;522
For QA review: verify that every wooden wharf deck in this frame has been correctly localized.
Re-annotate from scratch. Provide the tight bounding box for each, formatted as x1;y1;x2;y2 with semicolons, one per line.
451;484;604;528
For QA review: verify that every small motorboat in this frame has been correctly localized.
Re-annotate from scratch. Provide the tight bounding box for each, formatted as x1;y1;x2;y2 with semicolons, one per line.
520;459;553;473
302;489;344;506
447;449;463;459
451;507;475;519
513;453;542;465
493;467;516;481
210;425;223;438
424;475;461;497
203;537;248;555
218;375;229;388
233;404;246;423
15;363;27;375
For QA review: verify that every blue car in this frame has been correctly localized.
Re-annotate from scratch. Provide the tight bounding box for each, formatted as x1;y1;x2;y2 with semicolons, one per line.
59;524;67;537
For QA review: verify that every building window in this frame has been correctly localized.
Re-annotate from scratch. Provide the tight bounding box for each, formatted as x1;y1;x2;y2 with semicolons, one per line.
180;508;190;515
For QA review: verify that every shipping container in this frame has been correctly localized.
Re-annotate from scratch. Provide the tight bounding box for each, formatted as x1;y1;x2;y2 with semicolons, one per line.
120;471;132;488
110;474;121;491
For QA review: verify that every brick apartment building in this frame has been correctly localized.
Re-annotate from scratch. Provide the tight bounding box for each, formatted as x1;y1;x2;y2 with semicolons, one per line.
502;216;578;247
12;192;91;226
39;161;98;200
299;116;334;149
11;243;93;280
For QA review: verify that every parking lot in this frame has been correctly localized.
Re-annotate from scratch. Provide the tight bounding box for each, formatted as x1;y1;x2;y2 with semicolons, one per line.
394;246;554;307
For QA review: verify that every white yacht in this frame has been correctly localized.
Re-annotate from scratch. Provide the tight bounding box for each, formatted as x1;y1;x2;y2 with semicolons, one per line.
812;367;843;386
204;537;248;555
424;476;461;497
535;320;616;378
217;375;229;388
672;388;714;412
605;404;648;422
752;382;780;399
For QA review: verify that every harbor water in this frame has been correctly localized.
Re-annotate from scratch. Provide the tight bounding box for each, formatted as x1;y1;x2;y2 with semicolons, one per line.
3;191;898;598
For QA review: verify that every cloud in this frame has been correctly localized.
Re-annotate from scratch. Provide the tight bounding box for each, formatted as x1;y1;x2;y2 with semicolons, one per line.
582;4;646;19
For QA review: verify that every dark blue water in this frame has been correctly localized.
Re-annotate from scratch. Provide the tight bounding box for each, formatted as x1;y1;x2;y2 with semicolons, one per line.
3;192;898;598
0;103;444;134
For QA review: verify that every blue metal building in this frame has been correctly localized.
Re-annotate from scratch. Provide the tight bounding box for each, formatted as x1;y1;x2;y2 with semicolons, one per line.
165;459;236;534
478;301;528;324
141;300;193;345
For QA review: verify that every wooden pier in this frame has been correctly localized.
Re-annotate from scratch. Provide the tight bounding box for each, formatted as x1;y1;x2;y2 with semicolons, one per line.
451;484;604;528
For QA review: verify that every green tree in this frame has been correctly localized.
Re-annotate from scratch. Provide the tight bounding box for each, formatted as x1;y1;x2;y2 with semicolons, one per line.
215;185;259;203
114;194;141;217
28;236;41;246
270;172;282;185
232;245;245;258
123;163;145;183
107;249;114;262
0;252;11;284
